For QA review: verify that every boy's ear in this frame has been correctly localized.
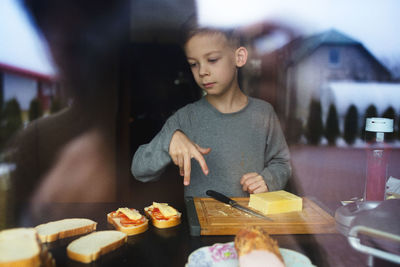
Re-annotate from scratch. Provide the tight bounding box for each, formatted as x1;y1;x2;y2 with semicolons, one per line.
235;47;248;67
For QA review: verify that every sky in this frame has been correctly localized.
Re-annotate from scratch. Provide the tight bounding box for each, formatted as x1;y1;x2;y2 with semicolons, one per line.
0;0;56;77
196;0;400;72
0;0;400;76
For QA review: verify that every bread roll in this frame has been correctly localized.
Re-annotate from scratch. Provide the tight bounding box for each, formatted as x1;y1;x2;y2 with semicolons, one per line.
235;226;285;267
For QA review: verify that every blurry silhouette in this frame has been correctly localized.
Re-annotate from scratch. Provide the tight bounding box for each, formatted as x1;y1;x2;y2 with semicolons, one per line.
129;43;201;156
5;0;130;222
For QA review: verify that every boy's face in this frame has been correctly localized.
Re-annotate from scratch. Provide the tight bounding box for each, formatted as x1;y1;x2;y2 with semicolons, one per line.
184;33;242;96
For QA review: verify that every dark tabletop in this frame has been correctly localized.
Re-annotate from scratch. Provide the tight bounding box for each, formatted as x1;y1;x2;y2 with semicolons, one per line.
10;199;394;267
6;162;399;267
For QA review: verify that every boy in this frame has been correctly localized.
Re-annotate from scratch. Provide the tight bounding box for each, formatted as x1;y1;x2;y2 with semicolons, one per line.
131;27;291;197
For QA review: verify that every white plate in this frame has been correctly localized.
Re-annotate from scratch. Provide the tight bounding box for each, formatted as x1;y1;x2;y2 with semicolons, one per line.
186;242;315;267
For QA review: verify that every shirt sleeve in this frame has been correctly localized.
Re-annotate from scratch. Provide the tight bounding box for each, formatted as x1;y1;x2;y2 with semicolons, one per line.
260;107;292;191
131;112;181;182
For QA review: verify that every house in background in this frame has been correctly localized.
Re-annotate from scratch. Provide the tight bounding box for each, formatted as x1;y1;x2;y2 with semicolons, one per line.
275;29;394;129
0;63;60;125
0;0;61;126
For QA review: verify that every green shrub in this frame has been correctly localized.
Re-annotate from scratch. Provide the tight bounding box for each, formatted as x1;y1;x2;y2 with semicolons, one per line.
343;105;359;145
398;111;400;140
0;98;23;147
285;113;303;145
50;98;62;114
324;104;340;145
28;98;43;122
382;106;396;142
306;99;323;145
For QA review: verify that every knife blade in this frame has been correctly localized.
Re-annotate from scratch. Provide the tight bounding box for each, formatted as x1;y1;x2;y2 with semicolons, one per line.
206;190;273;221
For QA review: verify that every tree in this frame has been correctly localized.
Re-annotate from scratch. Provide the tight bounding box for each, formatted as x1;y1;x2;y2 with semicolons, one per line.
306;99;323;145
283;85;303;144
398;110;400;140
324;104;340;145
285;115;303;145
50;98;62;114
382;106;396;142
343;105;359;145
0;73;4;117
361;104;378;141
28;98;43;122
0;98;23;147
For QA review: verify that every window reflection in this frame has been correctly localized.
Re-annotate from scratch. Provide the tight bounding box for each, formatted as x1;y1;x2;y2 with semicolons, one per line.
329;48;340;65
0;0;398;240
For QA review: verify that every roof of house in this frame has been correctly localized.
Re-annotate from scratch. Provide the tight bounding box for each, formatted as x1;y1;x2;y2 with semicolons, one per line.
322;81;400;117
282;29;391;77
0;0;56;81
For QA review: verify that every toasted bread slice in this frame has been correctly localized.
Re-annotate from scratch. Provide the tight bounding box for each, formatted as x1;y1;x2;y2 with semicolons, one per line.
0;228;41;267
67;230;127;263
35;218;97;243
107;208;148;235
144;202;181;229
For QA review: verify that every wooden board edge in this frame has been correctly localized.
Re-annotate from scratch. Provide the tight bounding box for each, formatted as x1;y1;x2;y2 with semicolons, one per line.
303;198;335;221
184;197;201;236
200;226;338;236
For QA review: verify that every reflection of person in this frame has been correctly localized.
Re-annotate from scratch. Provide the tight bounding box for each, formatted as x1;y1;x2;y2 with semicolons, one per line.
132;24;291;197
6;1;129;222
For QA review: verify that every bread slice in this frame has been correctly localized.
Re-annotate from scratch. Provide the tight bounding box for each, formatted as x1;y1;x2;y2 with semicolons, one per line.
144;202;181;229
0;228;41;267
235;226;285;267
67;230;127;263
107;208;148;235
35;218;97;242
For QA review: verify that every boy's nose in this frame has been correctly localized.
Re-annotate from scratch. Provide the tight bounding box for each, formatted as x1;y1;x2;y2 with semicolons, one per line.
198;65;209;77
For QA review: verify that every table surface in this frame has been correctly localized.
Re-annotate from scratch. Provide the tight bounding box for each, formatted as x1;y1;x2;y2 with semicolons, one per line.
7;200;386;267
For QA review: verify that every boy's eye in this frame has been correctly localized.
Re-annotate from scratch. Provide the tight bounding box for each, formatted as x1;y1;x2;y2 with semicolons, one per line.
208;58;219;63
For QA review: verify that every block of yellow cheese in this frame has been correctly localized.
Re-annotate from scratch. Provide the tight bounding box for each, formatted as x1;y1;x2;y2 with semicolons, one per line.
248;190;302;215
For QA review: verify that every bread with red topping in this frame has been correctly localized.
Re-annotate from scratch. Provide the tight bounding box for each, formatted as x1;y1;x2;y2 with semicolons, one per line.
144;202;181;228
107;208;148;235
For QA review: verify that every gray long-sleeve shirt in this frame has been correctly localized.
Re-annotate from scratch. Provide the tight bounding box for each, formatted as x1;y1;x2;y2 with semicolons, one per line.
131;96;291;197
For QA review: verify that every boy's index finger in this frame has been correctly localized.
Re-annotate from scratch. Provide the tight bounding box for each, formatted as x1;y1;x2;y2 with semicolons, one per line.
183;154;191;186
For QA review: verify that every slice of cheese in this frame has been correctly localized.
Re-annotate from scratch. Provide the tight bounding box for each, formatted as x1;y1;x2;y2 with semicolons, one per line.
152;202;177;217
249;190;302;215
117;208;142;220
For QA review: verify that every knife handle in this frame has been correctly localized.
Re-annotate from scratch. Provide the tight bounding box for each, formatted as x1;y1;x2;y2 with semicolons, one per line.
206;190;236;205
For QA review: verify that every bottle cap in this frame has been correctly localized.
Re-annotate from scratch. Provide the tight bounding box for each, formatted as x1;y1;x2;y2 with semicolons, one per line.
365;118;393;133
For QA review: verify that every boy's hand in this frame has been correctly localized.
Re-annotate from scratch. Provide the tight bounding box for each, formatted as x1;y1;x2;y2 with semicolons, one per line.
240;172;269;194
169;130;211;186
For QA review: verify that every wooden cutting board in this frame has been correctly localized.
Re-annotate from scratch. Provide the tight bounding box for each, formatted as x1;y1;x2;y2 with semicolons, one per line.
185;197;337;236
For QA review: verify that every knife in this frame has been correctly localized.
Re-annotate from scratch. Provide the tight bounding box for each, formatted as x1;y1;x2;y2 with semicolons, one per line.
206;190;273;221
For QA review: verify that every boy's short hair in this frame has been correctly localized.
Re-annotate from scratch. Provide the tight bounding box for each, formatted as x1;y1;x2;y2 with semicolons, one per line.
180;14;242;49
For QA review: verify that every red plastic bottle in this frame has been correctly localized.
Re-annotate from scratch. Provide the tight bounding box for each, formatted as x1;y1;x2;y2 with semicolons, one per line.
364;118;393;201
